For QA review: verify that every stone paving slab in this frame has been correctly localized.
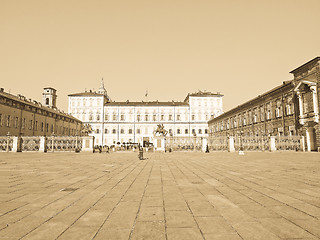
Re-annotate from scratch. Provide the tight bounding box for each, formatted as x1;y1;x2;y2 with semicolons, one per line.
0;151;319;239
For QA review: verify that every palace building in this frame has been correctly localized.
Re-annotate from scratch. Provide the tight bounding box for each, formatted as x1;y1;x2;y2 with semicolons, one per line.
0;87;82;137
68;81;223;146
208;57;320;151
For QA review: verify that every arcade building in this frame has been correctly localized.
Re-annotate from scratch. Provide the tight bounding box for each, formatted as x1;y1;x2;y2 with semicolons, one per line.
68;82;224;146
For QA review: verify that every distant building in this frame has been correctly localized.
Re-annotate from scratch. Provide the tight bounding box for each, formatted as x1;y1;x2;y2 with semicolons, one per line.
68;80;223;146
0;87;82;136
208;57;320;151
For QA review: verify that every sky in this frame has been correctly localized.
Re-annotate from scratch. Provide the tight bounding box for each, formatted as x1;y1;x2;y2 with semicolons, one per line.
1;0;320;113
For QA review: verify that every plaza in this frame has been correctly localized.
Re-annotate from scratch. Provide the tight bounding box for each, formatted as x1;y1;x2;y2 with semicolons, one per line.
0;152;319;240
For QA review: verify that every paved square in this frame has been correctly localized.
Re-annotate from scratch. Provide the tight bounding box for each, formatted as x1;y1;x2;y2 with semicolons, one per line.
0;151;319;240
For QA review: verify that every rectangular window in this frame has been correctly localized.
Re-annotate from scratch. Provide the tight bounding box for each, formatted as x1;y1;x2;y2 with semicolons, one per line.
185;129;188;134
199;129;202;134
137;129;140;134
205;129;208;134
168;115;172;121
145;115;148;121
113;114;117;121
96;129;100;134
112;129;116;134
0;114;2;126
46;123;49;132
161;115;164;121
97;115;100;121
120;129;124;134
192;129;195;134
137;115;140;121
153;115;156;121
129;129;133;134
14;117;18;128
121;115;125;121
34;120;37;130
177;129;180;134
191;115;195;121
41;122;44;131
177;115;180;121
105;129;108;134
6;115;10;127
169;129;172;134
105;114;109;121
29;120;33;130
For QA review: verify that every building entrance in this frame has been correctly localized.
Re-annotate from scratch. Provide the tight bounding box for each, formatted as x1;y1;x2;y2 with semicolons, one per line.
143;137;150;147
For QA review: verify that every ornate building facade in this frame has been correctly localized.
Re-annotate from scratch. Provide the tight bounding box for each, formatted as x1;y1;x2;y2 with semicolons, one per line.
0;87;82;137
68;81;223;146
208;57;320;151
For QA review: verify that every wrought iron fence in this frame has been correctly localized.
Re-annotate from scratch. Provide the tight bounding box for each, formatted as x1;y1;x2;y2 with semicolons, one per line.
0;136;13;152
165;136;202;151
207;136;228;151
46;136;82;152
21;136;41;151
275;136;302;151
234;135;269;151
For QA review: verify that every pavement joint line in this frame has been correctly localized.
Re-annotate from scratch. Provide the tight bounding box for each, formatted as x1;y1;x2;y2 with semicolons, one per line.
177;155;320;239
160;153;168;240
54;161;146;240
91;160;149;240
0;160;137;233
128;158;154;240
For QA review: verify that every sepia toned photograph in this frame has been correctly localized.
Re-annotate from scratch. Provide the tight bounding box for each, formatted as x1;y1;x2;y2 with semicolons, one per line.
0;0;320;239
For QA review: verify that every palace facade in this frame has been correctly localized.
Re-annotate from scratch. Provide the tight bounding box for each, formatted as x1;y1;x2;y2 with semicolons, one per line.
68;82;223;146
0;87;82;137
208;57;320;151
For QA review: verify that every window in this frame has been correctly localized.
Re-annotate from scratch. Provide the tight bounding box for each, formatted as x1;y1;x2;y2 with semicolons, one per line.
129;129;133;134
34;120;37;130
51;124;54;133
0;114;2;126
153;115;157;121
41;122;44;131
177;115;180;121
137;128;140;134
46;123;49;132
113;114;117;121
97;115;100;121
205;129;208;134
169;129;172;134
137;115;140;121
185;129;188;134
46;98;49;105
6;115;10;127
192;129;195;134
112;129;116;134
177;129;181;134
89;114;93;121
121;115;125;121
169;115;172;121
199;129;202;134
161;115;164;121
105;114;109;121
145;115;148;121
96;129;100;134
105;129;108;134
192;115;195;121
14;117;19;128
120;129;124;134
29;120;33;130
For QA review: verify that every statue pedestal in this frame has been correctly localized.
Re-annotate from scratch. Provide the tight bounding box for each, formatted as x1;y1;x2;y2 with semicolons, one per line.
154;135;165;151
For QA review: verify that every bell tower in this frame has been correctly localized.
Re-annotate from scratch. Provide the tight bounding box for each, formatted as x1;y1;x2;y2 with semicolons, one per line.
43;87;57;109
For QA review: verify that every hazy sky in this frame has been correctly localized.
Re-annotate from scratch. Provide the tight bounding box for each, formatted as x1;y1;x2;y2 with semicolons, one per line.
1;0;319;112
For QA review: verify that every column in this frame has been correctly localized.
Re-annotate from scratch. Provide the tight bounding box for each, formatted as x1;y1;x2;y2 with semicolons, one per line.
296;91;304;125
228;136;235;152
306;127;316;151
39;136;47;152
270;136;276;151
310;86;319;123
12;137;18;152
